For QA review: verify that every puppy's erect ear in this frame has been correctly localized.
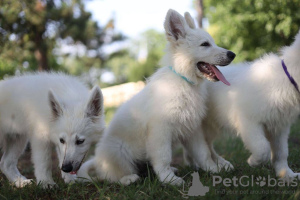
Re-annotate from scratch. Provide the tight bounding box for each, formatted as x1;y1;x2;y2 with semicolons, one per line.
86;86;103;121
164;9;187;41
184;12;196;29
49;90;63;119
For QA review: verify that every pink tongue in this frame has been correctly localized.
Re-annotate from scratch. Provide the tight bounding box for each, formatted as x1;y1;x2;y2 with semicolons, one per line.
210;65;230;86
70;171;77;175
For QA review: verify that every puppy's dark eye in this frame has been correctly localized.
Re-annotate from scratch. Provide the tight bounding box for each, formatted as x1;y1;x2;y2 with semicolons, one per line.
60;138;65;144
76;139;85;145
200;42;210;47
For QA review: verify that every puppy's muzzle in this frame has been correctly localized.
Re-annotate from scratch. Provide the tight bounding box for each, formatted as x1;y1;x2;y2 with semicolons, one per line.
227;51;236;61
61;162;73;173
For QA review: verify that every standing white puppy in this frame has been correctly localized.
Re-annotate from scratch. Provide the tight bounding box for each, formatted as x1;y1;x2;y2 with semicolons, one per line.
0;73;105;187
78;9;235;186
200;30;300;181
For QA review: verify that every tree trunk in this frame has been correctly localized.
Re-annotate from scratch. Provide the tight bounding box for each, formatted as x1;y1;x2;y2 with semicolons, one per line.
34;33;49;71
34;48;49;71
196;0;204;28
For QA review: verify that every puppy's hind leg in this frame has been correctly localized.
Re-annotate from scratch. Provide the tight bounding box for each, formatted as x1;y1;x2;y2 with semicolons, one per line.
0;134;32;188
119;174;140;186
96;139;140;185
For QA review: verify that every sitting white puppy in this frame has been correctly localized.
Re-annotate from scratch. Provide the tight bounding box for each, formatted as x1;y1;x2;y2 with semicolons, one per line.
78;9;235;186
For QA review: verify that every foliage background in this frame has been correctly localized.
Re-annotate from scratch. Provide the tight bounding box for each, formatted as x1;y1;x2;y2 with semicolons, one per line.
205;0;300;62
1;0;299;83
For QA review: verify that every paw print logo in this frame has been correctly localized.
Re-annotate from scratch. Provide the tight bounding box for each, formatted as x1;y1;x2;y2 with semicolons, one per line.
255;176;266;186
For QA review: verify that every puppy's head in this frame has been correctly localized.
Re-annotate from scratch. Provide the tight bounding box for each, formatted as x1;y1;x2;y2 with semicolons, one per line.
164;9;235;85
49;86;105;175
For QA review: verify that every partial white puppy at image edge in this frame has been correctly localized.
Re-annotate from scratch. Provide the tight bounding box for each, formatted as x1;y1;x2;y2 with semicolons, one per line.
0;73;105;188
199;29;300;182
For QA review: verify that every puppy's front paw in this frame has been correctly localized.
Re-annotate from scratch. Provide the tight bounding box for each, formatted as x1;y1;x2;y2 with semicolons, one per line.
39;180;57;189
63;173;77;183
217;160;234;171
120;174;140;186
168;176;185;186
204;161;220;173
247;152;270;167
14;178;33;188
276;168;299;183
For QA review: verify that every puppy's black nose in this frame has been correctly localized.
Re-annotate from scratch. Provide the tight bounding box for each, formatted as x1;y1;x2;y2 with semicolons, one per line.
61;163;73;173
227;51;236;60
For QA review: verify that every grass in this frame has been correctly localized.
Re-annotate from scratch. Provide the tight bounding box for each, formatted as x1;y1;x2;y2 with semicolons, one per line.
1;110;300;199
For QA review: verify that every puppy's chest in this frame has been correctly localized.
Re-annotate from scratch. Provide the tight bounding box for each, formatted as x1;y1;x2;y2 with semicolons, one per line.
168;90;206;123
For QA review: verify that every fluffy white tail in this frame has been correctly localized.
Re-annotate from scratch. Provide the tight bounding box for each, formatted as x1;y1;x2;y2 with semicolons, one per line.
77;157;95;182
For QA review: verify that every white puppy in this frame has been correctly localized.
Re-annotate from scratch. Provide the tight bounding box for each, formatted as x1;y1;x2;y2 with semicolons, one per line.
198;30;300;181
0;73;105;187
78;9;235;186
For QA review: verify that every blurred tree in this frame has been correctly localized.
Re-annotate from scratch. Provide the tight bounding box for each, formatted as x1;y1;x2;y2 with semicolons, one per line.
205;0;300;62
105;49;134;84
127;29;167;82
105;29;166;84
0;0;124;78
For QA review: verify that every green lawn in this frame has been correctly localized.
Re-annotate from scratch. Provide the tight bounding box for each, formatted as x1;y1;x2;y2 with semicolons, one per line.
1;110;300;199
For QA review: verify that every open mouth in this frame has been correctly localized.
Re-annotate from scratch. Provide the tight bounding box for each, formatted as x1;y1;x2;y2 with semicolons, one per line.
197;62;230;86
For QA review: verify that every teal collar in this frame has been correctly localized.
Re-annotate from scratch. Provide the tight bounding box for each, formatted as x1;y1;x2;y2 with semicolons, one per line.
168;66;195;85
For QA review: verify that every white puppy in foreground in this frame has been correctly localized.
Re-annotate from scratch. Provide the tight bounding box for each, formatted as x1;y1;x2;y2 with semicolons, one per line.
0;73;105;187
199;30;300;181
78;9;235;185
